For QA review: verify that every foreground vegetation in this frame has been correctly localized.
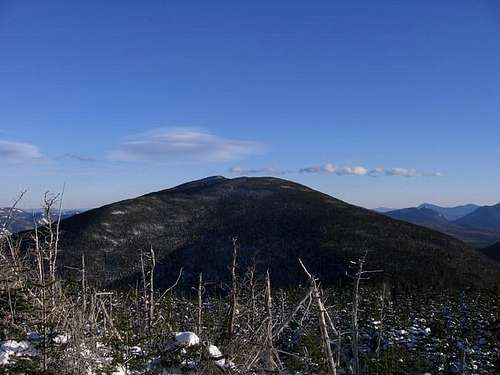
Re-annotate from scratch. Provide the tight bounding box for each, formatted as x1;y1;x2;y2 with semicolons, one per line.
1;194;498;374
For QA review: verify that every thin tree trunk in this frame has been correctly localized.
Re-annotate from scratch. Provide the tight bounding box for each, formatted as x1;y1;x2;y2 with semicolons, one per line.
149;246;156;329
264;270;276;372
376;283;387;357
227;237;239;341
299;259;338;375
82;254;87;313
197;272;203;336
352;256;365;375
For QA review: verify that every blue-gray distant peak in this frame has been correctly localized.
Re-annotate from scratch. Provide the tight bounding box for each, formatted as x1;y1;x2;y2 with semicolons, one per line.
418;203;480;221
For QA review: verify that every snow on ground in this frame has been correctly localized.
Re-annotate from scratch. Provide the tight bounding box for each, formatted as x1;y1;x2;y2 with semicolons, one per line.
53;334;70;344
112;365;127;375
174;332;200;347
207;344;229;368
207;344;222;358
0;340;38;366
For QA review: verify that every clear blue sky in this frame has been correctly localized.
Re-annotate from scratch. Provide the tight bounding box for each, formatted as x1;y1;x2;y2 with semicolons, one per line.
1;0;499;209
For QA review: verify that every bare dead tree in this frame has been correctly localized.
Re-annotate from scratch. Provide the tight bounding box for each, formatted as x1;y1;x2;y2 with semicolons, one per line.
197;272;204;336
81;254;87;313
2;190;27;263
263;270;277;372
96;291;122;340
156;267;183;333
376;283;388;357
226;236;239;342
149;246;156;328
52;184;65;285
242;257;258;330
140;249;148;330
347;251;382;375
138;247;157;331
273;288;312;339
41;191;61;286
299;259;339;375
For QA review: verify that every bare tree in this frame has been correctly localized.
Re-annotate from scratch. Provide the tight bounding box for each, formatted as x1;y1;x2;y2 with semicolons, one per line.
226;236;239;342
376;283;388;357
299;259;339;375
263;270;277;372
81;254;87;313
149;246;156;328
347;251;382;375
197;272;204;336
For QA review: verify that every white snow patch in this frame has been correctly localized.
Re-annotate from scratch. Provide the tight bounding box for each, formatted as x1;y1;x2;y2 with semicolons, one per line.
0;228;11;238
174;332;200;347
54;334;70;344
207;344;234;369
208;344;227;367
111;210;126;215
38;217;49;226
0;340;38;366
129;345;143;356
112;365;127;375
208;344;222;358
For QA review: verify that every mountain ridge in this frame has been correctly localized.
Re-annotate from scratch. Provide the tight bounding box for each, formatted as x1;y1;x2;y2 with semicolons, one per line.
454;203;500;232
18;176;500;290
417;203;480;221
383;205;500;248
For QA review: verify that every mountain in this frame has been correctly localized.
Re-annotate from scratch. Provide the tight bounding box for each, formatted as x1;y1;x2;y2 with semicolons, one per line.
0;208;85;234
385;207;450;227
418;203;480;221
479;242;500;263
384;207;500;248
20;176;500;290
454;203;500;232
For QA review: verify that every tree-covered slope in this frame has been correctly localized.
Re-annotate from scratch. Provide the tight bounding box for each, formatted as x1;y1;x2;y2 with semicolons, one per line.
26;176;499;290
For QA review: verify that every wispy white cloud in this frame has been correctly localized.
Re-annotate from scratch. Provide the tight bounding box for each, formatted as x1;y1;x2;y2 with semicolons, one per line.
299;163;337;174
299;163;370;176
0;140;44;163
231;163;442;178
385;167;442;177
335;166;368;176
108;127;266;162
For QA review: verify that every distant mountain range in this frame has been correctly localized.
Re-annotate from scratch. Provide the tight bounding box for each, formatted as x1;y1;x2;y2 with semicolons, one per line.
454;203;500;232
377;203;500;253
17;176;500;290
417;203;480;221
0;208;86;234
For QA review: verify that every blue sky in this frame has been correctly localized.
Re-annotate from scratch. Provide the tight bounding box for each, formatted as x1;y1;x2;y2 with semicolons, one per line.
1;0;499;209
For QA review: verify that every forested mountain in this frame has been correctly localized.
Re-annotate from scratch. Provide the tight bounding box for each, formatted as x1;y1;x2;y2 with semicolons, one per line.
20;176;499;290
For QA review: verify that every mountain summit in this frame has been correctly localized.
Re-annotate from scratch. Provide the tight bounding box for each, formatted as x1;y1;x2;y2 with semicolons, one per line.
454;203;500;232
40;177;499;290
417;203;480;221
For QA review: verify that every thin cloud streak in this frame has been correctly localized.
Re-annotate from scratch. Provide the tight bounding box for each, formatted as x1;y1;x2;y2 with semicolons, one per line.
231;163;442;177
0;140;44;163
108;127;267;162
